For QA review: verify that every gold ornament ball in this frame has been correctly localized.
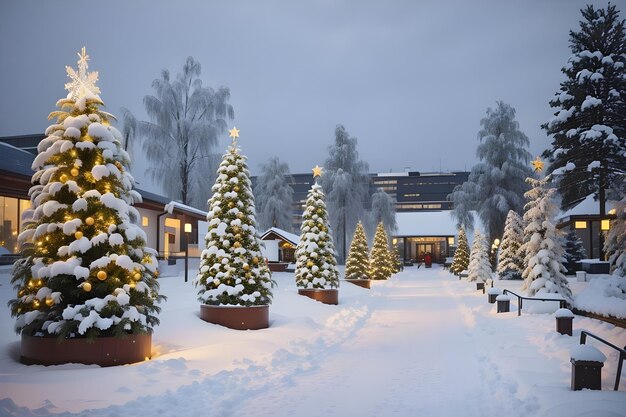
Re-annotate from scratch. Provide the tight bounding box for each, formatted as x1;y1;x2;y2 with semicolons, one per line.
60;174;68;183
129;282;136;289
233;242;242;248
33;299;40;308
234;185;240;192
133;272;142;280
245;272;251;279
252;257;259;264
45;297;54;307
237;212;244;219
74;231;83;240
97;270;107;281
235;233;242;240
85;217;94;226
228;201;235;208
243;263;250;271
83;282;92;292
70;168;79;177
307;261;314;267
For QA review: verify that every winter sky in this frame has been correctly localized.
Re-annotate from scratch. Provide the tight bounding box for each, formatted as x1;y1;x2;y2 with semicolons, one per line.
0;0;615;193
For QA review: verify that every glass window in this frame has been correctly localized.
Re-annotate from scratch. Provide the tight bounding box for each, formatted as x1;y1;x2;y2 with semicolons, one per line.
0;197;19;253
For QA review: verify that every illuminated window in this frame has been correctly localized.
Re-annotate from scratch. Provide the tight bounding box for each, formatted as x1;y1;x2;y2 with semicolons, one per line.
601;219;610;231
448;237;455;245
142;216;149;226
574;221;587;229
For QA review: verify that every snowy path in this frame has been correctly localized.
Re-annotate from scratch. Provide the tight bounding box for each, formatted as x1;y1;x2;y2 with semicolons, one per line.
1;266;625;417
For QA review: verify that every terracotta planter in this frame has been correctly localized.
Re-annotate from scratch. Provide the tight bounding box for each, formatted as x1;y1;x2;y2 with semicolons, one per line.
200;304;269;330
345;279;371;289
298;288;339;305
20;332;151;367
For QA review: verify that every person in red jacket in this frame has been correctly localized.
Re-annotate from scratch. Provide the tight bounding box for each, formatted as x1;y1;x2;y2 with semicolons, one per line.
424;252;432;268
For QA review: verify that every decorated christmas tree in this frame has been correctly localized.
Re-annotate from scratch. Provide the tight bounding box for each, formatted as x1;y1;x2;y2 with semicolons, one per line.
194;128;274;306
345;221;370;280
497;210;525;280
370;222;393;280
450;228;470;274
564;229;586;274
389;241;401;273
9;48;163;340
294;166;340;289
468;231;491;283
520;172;572;303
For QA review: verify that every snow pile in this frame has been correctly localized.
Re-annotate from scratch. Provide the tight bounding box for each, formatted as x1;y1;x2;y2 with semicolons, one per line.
574;276;626;318
570;344;607;363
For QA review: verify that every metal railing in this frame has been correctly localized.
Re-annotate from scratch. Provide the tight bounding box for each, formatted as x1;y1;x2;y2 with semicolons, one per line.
580;330;626;391
502;289;568;316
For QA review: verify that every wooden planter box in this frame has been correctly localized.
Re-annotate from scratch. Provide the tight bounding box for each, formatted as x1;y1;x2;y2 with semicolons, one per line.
496;296;511;313
571;359;603;390
345;279;371;289
200;305;269;330
21;333;151;367
556;316;574;336
476;282;485;292
298;288;339;305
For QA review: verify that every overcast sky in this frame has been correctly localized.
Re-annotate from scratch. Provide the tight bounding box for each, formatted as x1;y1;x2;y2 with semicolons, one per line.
0;0;614;193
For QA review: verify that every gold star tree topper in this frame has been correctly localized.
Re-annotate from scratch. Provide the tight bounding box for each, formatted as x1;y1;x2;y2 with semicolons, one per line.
312;165;323;178
229;127;240;145
531;156;544;172
64;47;101;100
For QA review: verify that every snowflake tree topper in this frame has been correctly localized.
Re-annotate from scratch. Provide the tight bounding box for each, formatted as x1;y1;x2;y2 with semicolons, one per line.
64;47;101;100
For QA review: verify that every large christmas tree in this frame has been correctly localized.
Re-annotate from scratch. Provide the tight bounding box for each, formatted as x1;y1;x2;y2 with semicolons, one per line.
497;210;525;280
450;228;470;274
345;221;370;280
468;231;491;283
520;174;572;302
194;128;274;306
370;222;393;280
9;48;163;339
294;166;340;289
605;181;626;277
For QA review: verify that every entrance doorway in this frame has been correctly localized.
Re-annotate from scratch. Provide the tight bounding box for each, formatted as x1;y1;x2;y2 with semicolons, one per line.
416;243;433;263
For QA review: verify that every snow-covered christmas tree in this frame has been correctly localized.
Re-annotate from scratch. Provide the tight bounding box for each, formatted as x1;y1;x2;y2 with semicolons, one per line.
195;128;274;306
345;221;370;280
389;241;401;274
9;48;163;340
468;231;491;283
294;166;340;290
605;183;626;277
450;228;470;274
370;222;392;280
564;229;586;274
497;210;525;280
520;172;572;302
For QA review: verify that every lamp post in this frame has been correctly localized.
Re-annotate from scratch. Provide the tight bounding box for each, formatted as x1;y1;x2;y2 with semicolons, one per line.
184;223;192;282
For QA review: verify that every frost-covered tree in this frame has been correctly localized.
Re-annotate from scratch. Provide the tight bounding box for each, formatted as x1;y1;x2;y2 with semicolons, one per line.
253;157;294;232
604;182;626;276
322;125;371;263
564;229;587;273
449;102;533;242
543;4;626;219
294;171;340;289
367;189;397;243
520;177;572;302
345;221;370;280
9;48;163;339
389;241;401;274
450;228;470;274
130;56;234;209
194;129;274;306
468;231;491;283
497;210;525;280
370;222;393;280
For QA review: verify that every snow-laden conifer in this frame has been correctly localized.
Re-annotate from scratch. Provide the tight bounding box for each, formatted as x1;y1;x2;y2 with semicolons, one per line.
370;222;393;280
520;177;572;302
195;130;274;306
468;231;491;283
367;189;397;244
9;48;163;339
604;183;626;277
450;228;470;274
497;210;525;280
543;4;626;212
564;229;586;273
294;173;340;289
345;221;370;280
253;157;294;232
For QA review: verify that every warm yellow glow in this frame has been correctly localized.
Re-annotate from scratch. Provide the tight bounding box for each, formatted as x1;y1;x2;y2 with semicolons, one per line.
601;219;610;231
312;165;323;178
74;231;83;240
575;221;587;229
184;223;192;233
142;216;149;227
97;270;107;280
494;238;500;246
608;208;616;215
70;168;79;177
229;127;240;139
392;238;398;245
164;218;180;228
83;282;92;292
448;237;455;245
531;156;544;172
85;217;94;226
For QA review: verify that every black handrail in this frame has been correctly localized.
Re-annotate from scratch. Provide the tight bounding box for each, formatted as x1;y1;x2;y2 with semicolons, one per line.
580;330;626;391
502;289;568;316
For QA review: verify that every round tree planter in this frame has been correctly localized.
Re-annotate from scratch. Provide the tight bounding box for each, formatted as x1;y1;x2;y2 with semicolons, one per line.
345;279;371;289
298;288;339;305
200;304;269;330
20;333;151;367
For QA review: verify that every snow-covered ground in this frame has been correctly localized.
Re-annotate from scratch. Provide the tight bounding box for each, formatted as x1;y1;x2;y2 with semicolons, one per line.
0;265;625;417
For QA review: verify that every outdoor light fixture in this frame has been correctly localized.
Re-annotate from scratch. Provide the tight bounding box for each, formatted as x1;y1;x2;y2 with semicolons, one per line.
142;216;149;227
601;219;610;231
575;221;587;229
184;223;192;233
184;223;192;282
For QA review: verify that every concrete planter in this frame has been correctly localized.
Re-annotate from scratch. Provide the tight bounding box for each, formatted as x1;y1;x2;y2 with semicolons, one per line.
200;304;269;330
345;279;371;289
20;333;151;367
496;295;511;313
298;288;339;305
